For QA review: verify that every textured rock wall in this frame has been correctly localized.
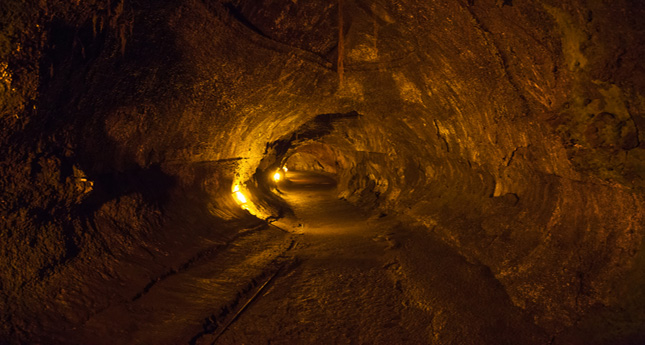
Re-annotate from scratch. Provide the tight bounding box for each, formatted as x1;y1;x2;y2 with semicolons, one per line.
227;0;645;338
1;0;644;343
0;1;269;341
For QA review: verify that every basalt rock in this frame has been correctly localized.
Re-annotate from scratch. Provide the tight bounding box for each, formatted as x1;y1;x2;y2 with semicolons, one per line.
1;0;644;344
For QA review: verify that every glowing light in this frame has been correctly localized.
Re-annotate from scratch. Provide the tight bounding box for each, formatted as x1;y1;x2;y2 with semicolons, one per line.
232;185;248;204
282;166;288;172
235;191;247;203
273;171;282;182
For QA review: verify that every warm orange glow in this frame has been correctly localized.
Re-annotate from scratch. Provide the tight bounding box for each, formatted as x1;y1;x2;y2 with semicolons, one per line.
235;191;247;204
273;171;282;182
282;166;288;172
233;185;248;204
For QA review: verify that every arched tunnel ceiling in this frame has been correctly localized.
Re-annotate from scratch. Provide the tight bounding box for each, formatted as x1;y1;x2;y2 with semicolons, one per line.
1;0;645;344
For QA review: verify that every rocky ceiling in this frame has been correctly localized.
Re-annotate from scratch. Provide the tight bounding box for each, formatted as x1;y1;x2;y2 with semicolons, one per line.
1;0;644;344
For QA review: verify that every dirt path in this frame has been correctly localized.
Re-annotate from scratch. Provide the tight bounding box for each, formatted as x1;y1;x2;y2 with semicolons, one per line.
73;171;548;345
212;171;430;344
209;171;548;345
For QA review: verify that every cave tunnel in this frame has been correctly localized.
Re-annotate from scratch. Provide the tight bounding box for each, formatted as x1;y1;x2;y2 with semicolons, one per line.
1;0;645;344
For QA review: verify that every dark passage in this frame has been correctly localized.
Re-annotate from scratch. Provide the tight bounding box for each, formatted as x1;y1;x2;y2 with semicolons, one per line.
2;1;645;344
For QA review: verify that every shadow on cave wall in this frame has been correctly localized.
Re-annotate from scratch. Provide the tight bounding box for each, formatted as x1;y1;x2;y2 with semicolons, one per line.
0;0;192;285
2;3;267;341
262;110;362;163
33;0;190;215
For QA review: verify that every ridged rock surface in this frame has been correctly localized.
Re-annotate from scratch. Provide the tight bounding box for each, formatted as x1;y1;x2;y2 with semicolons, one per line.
1;0;644;344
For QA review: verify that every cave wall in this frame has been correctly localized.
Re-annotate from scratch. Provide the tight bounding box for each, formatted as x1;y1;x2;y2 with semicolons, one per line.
1;0;644;343
239;1;645;338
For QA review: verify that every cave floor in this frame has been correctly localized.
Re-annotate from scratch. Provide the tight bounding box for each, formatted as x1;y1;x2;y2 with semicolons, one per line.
201;171;549;345
210;172;431;344
70;172;549;345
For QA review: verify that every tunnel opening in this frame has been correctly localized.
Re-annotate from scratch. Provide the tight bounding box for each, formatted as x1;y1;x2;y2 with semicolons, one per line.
230;110;365;222
281;170;338;191
2;0;645;344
